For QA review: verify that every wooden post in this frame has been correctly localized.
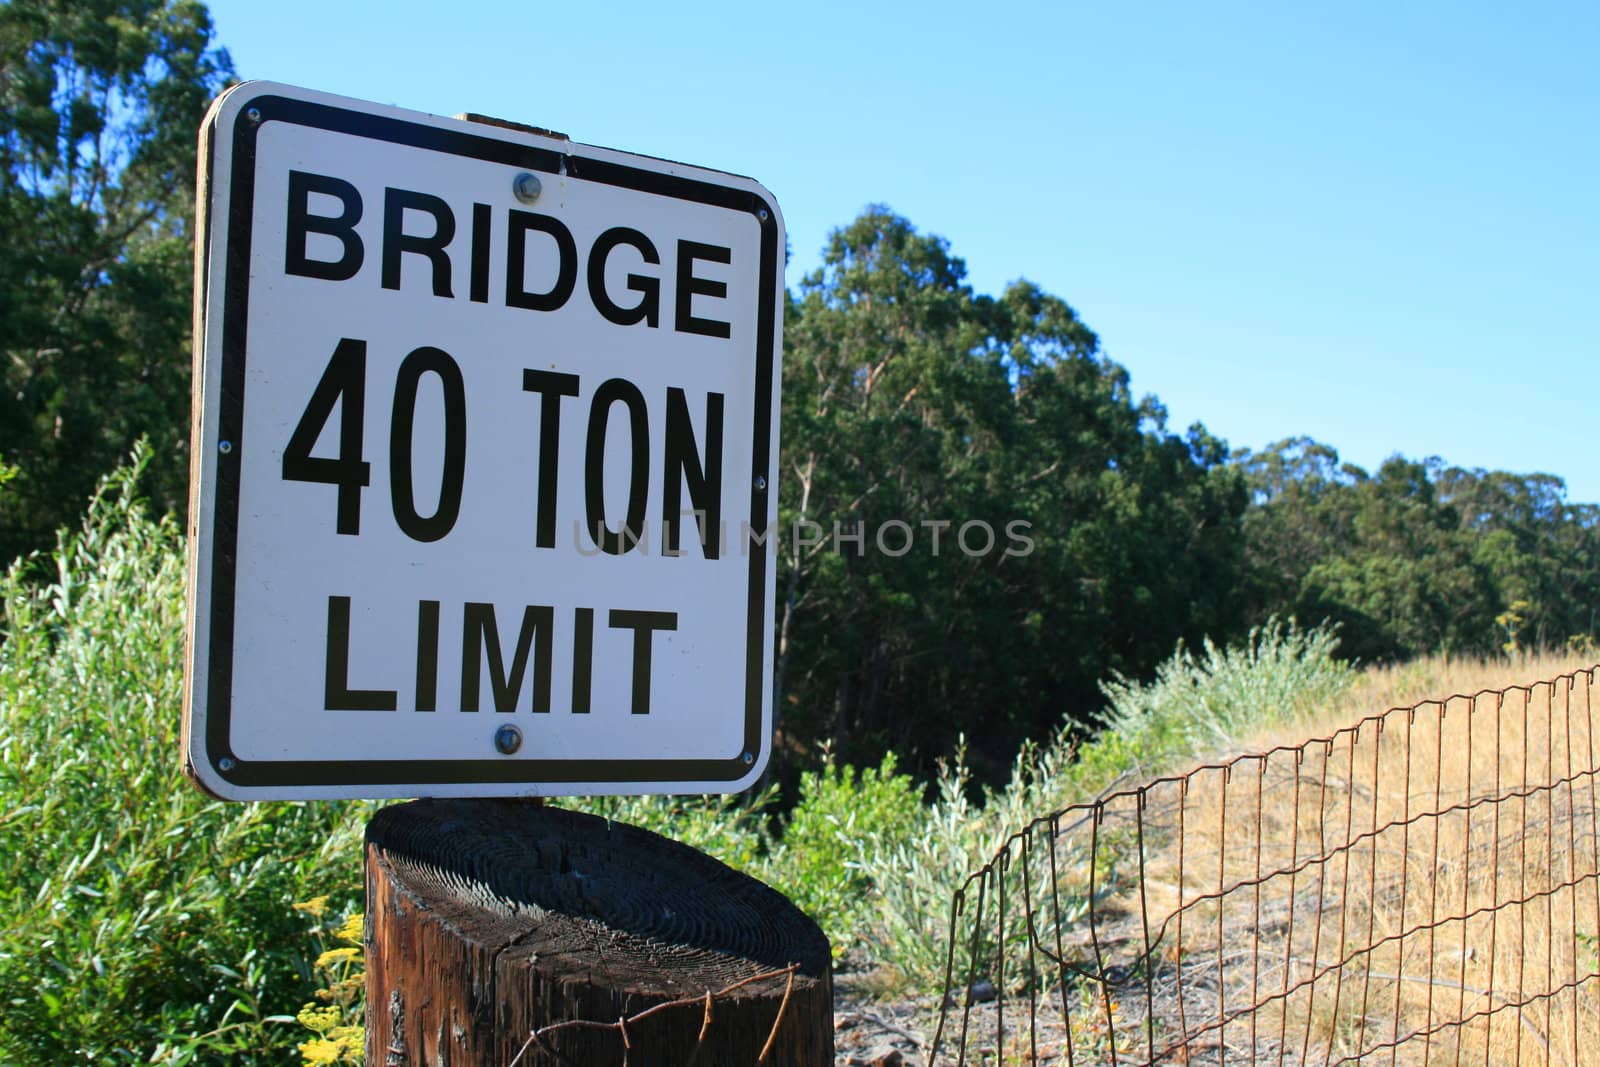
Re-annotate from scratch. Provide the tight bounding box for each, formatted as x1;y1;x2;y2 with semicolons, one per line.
365;799;833;1065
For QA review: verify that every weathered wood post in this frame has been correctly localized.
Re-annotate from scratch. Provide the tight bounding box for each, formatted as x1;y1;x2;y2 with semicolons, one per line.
365;799;833;1065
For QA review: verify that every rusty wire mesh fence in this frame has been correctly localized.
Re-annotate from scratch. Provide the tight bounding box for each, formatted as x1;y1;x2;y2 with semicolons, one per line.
930;667;1600;1066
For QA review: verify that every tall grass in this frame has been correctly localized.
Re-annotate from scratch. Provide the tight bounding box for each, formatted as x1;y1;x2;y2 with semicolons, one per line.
1104;654;1600;1065
0;452;368;1064
921;641;1600;1065
1211;649;1600;1064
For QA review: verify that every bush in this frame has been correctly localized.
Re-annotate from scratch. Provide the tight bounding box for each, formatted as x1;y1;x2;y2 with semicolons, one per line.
559;788;777;874
0;450;368;1063
765;750;922;957
1095;617;1353;769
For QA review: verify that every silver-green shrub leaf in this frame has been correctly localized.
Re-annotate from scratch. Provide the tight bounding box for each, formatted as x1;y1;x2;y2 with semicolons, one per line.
0;450;368;1063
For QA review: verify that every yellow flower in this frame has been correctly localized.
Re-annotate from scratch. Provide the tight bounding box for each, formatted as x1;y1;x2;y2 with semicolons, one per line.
315;946;360;969
297;1003;342;1034
298;1037;343;1065
292;896;329;919
316;974;365;1004
299;1033;361;1066
335;912;364;944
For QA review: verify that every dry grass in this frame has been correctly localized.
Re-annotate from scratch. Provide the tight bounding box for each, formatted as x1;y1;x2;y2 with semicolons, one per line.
935;652;1600;1066
1156;652;1600;1065
1263;649;1600;754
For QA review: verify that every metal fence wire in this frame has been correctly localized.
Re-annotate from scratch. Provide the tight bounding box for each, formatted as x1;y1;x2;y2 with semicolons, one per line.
930;667;1600;1066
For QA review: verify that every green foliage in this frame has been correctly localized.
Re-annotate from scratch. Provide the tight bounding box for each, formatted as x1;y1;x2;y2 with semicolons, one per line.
0;451;1372;1056
0;451;367;1064
1;0;1596;799
1235;440;1600;661
1095;617;1353;768
848;747;1034;989
565;762;922;961
0;0;234;561
560;788;777;874
777;208;1249;778
765;751;922;955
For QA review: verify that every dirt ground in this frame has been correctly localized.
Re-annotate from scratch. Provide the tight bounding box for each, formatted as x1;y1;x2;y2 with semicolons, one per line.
831;972;936;1067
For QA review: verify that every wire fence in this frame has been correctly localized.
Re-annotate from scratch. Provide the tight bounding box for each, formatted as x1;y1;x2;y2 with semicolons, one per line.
930;666;1600;1066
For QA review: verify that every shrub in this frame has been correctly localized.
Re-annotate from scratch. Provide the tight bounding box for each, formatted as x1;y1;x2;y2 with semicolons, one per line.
560;787;777;875
765;750;922;956
0;450;368;1063
0;448;1364;1059
1095;617;1353;768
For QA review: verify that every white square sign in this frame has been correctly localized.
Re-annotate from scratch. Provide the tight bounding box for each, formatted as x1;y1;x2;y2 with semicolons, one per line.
184;82;783;800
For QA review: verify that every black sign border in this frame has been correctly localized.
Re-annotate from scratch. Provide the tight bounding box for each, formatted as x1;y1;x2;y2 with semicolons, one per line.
200;90;778;791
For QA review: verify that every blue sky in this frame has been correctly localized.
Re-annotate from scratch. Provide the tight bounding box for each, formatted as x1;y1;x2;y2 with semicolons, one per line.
203;0;1600;502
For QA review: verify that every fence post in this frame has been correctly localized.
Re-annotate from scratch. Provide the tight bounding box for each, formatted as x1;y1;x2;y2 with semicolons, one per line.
364;798;833;1065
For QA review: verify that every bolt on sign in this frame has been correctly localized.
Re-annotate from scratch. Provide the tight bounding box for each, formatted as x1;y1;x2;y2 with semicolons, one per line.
183;83;783;800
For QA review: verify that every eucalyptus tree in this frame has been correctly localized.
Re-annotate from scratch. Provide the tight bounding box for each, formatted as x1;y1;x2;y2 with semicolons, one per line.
778;209;1248;773
0;0;233;561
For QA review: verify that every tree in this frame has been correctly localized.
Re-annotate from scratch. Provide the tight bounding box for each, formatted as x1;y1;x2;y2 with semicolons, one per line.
776;208;1248;776
1435;465;1600;651
1234;440;1600;660
0;0;233;562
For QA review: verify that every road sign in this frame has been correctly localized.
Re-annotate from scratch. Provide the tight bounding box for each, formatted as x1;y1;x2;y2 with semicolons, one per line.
184;82;783;800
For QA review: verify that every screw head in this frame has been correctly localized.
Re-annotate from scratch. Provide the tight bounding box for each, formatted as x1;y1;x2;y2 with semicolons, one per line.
758;208;770;221
245;107;261;124
494;724;523;755
741;751;755;765
512;172;543;204
753;475;767;491
218;757;237;772
218;440;233;454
